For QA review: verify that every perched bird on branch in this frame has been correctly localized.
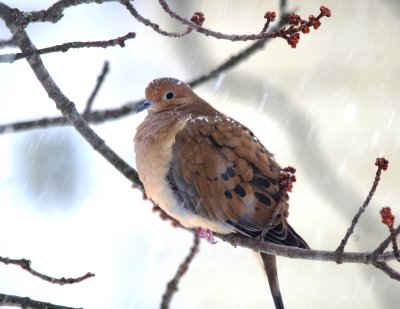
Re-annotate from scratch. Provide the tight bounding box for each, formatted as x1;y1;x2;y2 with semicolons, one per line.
134;77;309;309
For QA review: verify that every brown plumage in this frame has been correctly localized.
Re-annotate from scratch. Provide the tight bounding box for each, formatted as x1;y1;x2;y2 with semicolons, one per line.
134;77;309;309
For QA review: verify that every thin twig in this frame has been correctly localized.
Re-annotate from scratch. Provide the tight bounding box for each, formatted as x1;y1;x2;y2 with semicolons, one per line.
160;233;200;309
0;32;135;63
0;35;17;47
158;0;330;46
388;225;400;261
0;293;81;309
18;0;123;24
373;261;400;281
335;158;389;263
280;0;287;13
375;208;400;261
84;61;110;114
0;256;94;285
374;224;400;254
0;101;142;134
121;0;193;38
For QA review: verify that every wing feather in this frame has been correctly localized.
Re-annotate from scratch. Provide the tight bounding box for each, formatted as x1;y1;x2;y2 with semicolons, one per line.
168;115;307;248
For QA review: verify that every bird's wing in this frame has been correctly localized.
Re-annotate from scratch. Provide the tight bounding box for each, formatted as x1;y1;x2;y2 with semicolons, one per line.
168;115;308;248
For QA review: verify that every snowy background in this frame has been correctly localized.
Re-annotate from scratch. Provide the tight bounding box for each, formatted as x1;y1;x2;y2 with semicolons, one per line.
1;0;400;308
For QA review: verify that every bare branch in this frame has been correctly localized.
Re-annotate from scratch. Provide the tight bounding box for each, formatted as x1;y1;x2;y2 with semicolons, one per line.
374;224;400;254
389;225;400;260
0;35;17;48
160;233;200;309
158;0;331;47
121;0;193;38
280;0;287;13
215;232;398;265
15;0;124;24
335;157;389;262
0;101;142;134
0;256;94;285
261;11;277;33
0;294;80;309
0;293;81;309
373;261;400;281
375;207;400;262
0;32;135;63
84;61;110;114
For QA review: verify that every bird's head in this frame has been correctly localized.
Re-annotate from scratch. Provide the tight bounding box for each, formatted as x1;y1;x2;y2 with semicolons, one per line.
137;77;195;113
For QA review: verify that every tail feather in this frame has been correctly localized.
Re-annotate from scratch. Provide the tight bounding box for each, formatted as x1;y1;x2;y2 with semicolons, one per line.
260;253;284;309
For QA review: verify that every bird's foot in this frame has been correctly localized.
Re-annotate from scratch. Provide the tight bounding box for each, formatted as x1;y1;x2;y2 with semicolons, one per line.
197;228;217;244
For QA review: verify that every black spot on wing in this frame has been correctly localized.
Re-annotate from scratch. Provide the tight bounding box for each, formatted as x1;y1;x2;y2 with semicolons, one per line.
254;192;272;206
224;191;233;199
233;184;246;197
252;175;280;202
222;167;235;181
227;167;235;177
253;177;270;189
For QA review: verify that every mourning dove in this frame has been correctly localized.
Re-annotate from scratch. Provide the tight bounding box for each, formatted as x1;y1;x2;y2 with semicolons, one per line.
134;77;309;309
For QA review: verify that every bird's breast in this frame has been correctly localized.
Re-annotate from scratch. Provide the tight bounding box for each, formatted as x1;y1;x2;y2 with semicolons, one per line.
134;112;234;233
134;113;188;202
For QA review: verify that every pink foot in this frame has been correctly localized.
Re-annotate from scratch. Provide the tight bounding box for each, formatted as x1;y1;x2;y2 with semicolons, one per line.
197;228;217;244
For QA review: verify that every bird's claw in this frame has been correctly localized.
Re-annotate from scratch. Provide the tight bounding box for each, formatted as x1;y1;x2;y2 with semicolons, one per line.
197;228;217;244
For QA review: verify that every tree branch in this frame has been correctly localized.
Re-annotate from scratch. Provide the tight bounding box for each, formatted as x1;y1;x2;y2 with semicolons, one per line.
121;0;193;38
374;224;400;255
336;158;389;262
373;261;400;281
215;232;398;265
13;0;124;24
160;233;200;309
84;61;110;114
0;32;135;63
0;293;81;309
0;101;141;134
0;256;94;285
0;35;17;48
157;0;331;47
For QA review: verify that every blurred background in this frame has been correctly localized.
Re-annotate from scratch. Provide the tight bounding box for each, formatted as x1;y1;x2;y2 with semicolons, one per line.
0;0;399;308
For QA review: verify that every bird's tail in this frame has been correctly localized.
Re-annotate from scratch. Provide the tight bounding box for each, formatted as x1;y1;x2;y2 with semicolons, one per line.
259;253;284;309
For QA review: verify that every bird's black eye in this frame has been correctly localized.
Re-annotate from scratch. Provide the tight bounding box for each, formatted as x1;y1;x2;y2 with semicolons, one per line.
165;91;175;100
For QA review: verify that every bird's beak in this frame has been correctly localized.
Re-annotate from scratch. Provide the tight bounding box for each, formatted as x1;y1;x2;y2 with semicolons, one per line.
137;100;154;113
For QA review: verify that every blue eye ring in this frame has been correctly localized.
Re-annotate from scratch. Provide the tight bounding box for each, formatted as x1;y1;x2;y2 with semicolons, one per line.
164;91;175;100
